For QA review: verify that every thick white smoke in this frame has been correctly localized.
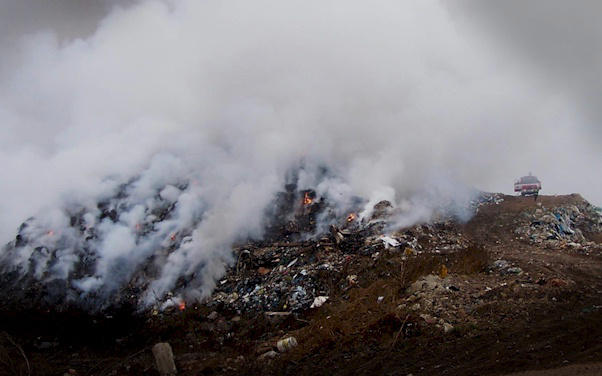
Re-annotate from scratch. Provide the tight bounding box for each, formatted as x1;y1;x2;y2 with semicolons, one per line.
1;0;600;307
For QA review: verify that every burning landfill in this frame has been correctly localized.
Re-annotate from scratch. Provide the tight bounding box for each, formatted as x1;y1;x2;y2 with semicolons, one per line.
0;169;602;375
2;1;602;374
1;169;600;317
0;162;480;314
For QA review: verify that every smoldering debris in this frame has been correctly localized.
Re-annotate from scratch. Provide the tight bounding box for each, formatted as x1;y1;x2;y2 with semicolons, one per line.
203;220;478;315
0;165;482;313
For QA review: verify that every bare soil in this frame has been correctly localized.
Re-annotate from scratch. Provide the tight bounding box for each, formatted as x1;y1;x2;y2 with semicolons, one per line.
503;363;602;376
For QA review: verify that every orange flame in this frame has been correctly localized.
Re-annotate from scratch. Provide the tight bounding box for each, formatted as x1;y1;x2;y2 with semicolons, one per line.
179;301;186;311
170;233;176;241
347;213;356;222
303;192;313;205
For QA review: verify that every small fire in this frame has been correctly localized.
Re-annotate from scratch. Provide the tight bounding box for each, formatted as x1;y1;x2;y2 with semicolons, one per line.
178;301;186;311
135;224;141;230
47;230;55;236
303;192;313;205
170;233;176;241
347;213;356;223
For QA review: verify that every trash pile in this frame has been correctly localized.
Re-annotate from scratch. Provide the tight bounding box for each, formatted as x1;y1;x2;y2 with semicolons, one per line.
0;173;487;315
207;241;338;313
470;193;505;213
401;222;472;254
515;200;602;250
202;216;476;314
0;183;540;315
207;231;392;313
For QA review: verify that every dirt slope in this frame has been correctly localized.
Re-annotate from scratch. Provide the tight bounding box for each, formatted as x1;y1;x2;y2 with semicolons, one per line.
0;194;601;376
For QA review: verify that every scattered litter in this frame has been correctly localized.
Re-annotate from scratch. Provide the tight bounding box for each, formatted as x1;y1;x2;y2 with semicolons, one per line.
439;264;448;279
381;236;400;249
443;323;454;333
287;258;298;268
347;275;358;286
276;337;298;352
310;296;329;308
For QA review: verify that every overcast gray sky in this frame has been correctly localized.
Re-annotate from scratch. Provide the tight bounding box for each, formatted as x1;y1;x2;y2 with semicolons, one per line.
450;0;602;137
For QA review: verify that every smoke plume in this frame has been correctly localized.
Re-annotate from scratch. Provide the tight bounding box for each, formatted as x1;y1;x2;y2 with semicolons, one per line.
1;0;601;308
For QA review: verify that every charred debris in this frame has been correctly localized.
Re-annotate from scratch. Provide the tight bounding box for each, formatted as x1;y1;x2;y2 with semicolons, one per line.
0;177;495;316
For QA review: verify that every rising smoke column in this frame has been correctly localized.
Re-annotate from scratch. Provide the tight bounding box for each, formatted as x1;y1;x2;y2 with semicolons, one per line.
1;0;600;308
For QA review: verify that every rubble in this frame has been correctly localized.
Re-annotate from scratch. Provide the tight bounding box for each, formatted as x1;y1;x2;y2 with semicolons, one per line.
407;274;447;294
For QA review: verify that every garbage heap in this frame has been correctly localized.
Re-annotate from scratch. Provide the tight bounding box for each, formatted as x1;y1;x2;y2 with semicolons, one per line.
470;192;505;213
514;199;602;251
202;202;475;315
0;174;480;315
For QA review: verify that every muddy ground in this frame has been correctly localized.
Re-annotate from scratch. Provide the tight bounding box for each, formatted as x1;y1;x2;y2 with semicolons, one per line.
0;194;601;376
